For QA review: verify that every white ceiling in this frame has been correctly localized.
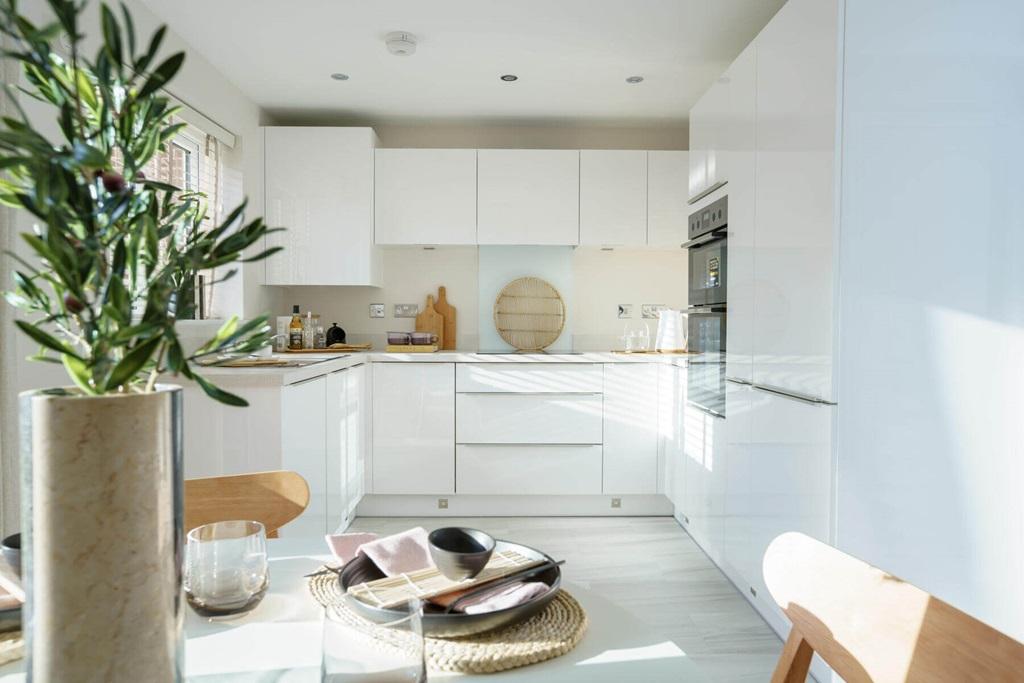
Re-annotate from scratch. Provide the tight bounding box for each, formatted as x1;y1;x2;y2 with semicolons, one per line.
139;0;784;126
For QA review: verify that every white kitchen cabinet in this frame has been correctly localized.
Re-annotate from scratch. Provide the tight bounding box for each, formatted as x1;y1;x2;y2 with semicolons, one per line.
719;379;753;586
682;405;726;561
602;364;660;494
345;363;367;517
647;151;690;248
688;96;712;202
371;363;455;494
281;376;327;536
456;445;603;495
477;149;580;245
264;127;381;286
658;365;687;503
456;394;602;445
722;44;758;383
579;150;647;246
456;363;602;394
374;149;477;245
752;0;840;400
325;370;348;532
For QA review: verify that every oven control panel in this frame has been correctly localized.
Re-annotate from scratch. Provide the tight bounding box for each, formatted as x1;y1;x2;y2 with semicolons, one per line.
688;195;728;239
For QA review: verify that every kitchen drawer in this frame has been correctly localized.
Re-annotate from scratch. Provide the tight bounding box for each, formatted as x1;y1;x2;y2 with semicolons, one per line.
456;393;603;444
456;363;603;394
456;445;603;495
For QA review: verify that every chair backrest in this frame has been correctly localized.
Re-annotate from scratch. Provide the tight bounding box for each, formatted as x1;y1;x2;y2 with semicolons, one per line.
764;532;1024;683
184;470;310;539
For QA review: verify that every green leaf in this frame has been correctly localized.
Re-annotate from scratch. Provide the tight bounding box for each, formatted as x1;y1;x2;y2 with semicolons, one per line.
103;334;161;390
136;51;184;99
119;3;136;63
100;4;123;69
61;354;97;394
134;24;165;74
71;140;107;167
15;320;83;360
192;373;249;407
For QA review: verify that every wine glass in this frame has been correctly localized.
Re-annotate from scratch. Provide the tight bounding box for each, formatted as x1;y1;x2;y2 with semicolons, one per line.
321;599;426;682
184;520;268;619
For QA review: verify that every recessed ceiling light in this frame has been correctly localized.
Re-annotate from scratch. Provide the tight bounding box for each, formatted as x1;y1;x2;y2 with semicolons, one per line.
626;75;644;84
500;74;518;82
330;73;350;81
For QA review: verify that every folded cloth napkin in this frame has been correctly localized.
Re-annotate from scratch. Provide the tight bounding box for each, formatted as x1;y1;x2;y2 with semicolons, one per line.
324;527;434;576
457;581;550;615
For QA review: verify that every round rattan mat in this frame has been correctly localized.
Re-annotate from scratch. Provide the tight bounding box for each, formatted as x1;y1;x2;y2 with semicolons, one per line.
308;571;588;674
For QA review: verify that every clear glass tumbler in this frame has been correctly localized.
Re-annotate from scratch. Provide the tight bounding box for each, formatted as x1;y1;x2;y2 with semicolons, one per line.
321;599;425;682
184;520;268;619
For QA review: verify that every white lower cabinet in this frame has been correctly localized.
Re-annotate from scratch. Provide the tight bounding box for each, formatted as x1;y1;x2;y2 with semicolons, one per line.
456;445;603;495
603;364;660;494
345;364;368;518
372;363;455;494
682;406;726;560
659;365;686;508
281;376;328;537
456;393;602;444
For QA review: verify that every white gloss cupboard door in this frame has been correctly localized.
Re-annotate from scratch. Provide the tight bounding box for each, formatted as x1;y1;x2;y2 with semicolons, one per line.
657;364;686;503
456;445;603;495
647;151;690;248
722;44;758;383
264;127;381;286
688;96;711;201
603;364;660;494
345;364;367;517
325;370;348;532
720;379;754;587
281;376;327;536
374;149;477;245
477;150;580;245
752;0;840;400
456;394;603;445
683;407;725;559
371;363;455;494
579;150;647;246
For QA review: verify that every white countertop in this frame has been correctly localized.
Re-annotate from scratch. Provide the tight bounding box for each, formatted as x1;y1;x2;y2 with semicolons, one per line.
194;351;702;385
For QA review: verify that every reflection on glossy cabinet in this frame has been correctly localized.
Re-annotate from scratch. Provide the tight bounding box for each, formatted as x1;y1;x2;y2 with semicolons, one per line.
682;406;726;561
281;376;327;536
752;0;840;400
325;370;348;532
264;127;381;286
647;151;690;248
579;150;647;246
477;149;580;245
345;364;367;517
371;363;455;494
658;365;687;505
603;364;660;494
374;149;477;245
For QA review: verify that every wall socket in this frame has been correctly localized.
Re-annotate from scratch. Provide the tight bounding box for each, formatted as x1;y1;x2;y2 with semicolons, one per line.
641;304;666;319
437;498;449;510
369;303;385;318
617;304;633;319
610;498;622;509
394;303;419;318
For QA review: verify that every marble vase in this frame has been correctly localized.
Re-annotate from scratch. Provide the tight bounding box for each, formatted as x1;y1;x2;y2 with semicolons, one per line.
20;385;184;682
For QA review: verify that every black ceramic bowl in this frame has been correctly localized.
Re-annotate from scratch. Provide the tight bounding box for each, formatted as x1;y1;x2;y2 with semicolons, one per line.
428;527;495;581
1;533;20;579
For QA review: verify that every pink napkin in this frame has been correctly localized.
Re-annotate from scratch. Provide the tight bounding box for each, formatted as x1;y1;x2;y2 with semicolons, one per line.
457;581;550;615
325;527;434;576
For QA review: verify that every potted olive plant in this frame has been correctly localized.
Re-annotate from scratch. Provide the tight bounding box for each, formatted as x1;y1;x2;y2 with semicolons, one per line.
0;1;281;679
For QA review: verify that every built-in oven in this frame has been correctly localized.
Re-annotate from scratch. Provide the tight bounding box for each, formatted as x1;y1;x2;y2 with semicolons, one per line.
684;195;727;354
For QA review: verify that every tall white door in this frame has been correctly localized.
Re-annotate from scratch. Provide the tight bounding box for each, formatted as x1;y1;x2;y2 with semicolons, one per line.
603;364;660;494
281;376;327;536
371;363;455;494
477;150;580;245
579;150;647;246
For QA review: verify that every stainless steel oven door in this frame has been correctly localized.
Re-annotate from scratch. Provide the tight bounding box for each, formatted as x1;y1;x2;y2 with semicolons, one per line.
687;236;727;307
687;306;726;354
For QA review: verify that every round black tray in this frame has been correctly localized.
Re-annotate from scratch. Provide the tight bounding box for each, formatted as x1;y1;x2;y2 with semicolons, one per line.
339;539;561;637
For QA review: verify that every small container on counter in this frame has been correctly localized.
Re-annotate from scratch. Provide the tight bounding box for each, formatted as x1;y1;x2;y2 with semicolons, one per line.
326;323;346;346
387;331;411;345
275;316;291;352
410;332;437;346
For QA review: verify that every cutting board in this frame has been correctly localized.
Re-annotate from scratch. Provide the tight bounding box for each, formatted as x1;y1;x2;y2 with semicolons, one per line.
433;286;457;351
415;295;445;350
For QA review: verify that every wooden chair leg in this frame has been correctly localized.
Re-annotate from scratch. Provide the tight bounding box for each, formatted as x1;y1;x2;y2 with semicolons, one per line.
770;629;814;683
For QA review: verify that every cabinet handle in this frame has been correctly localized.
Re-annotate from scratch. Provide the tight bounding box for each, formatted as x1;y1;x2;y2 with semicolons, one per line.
687;180;729;205
287;375;325;387
750;383;836;406
725;377;752;386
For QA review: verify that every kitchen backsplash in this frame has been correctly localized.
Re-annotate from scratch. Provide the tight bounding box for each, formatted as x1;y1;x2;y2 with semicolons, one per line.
270;246;687;352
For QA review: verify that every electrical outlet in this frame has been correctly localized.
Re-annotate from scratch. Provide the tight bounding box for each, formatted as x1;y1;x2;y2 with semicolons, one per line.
617;304;633;319
611;498;622;509
394;303;419;318
369;303;385;318
437;498;449;510
641;304;666;319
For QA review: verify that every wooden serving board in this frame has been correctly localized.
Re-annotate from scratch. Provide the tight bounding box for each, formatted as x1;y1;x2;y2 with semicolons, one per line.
386;345;438;353
434;286;457;351
415;295;445;350
283;343;372;353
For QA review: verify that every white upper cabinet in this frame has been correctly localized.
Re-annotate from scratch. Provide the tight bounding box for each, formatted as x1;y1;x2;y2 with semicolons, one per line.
688;96;711;201
374;149;477;245
579;150;647;246
752;0;840;400
647;151;690;248
264;127;381;286
477;149;580;245
721;44;758;383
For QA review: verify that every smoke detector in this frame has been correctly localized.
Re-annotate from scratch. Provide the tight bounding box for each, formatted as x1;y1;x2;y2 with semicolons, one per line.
385;31;417;57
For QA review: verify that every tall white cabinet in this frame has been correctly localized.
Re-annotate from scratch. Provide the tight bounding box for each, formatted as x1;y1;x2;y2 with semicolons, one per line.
264;127;381;286
647;151;690;248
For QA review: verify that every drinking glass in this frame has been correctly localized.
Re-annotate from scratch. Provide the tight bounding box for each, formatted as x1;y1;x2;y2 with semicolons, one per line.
184;520;268;619
321;599;425;682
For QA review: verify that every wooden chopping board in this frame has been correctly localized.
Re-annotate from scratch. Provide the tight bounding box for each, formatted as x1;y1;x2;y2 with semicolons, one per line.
433;286;457;351
415;295;445;349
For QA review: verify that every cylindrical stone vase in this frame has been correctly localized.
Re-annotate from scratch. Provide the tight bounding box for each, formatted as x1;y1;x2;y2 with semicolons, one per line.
20;385;184;682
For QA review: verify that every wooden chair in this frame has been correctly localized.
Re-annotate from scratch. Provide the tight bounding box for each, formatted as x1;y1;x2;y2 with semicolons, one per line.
184;471;310;539
764;532;1024;683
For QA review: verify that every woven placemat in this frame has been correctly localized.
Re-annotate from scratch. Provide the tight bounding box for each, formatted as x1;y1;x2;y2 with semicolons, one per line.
0;631;23;666
309;570;587;674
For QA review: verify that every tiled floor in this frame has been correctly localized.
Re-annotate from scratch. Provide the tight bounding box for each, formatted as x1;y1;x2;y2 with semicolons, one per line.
348;516;782;683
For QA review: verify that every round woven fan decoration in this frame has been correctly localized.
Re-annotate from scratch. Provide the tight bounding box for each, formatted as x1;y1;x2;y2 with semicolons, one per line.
493;277;566;351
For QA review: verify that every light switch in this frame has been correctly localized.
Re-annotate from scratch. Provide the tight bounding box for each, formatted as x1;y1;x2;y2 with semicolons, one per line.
641;304;666;319
394;304;419;318
369;303;385;318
